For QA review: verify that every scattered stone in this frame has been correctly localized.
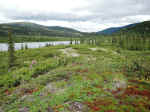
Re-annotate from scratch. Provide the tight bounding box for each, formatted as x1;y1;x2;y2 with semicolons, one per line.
0;107;3;112
110;78;127;95
66;102;89;112
18;107;29;112
112;78;127;91
103;73;127;96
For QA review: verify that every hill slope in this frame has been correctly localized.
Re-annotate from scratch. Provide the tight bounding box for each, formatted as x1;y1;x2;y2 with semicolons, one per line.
118;21;150;35
97;21;150;36
97;23;136;35
0;22;82;37
97;27;122;35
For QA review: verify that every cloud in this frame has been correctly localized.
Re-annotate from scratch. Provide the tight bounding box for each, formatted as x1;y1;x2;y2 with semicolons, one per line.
0;0;150;32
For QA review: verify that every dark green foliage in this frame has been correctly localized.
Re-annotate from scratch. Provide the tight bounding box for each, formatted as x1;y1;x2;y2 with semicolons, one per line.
0;35;73;43
119;21;150;36
111;33;150;51
107;21;150;51
8;30;16;68
25;44;28;50
70;38;73;45
79;38;97;46
21;44;24;50
124;58;150;80
45;43;52;47
57;56;67;66
80;38;84;44
75;40;79;45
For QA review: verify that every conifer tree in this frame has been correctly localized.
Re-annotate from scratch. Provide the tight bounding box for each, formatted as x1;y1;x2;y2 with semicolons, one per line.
70;38;73;45
25;44;28;49
8;30;15;68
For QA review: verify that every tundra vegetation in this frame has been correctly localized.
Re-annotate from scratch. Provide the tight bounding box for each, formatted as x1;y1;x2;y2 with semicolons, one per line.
0;32;150;112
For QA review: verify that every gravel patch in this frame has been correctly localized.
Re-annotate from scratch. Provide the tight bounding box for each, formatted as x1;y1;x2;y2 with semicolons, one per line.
60;48;80;57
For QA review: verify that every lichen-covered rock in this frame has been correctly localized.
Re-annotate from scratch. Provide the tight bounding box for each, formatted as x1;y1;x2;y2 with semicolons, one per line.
65;102;89;112
103;73;127;95
112;78;127;90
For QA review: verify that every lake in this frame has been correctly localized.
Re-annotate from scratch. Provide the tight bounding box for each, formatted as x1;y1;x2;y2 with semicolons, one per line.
0;41;72;51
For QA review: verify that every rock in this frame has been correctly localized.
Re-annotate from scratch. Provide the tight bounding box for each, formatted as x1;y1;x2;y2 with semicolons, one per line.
103;73;127;95
0;107;3;112
112;78;127;91
66;102;89;112
110;78;127;95
18;107;29;112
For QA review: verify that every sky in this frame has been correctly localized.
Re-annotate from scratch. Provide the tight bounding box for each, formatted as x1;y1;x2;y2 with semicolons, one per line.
0;0;150;32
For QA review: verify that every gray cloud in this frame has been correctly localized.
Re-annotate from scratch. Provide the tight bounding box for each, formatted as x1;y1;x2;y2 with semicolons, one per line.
6;12;94;22
0;0;150;32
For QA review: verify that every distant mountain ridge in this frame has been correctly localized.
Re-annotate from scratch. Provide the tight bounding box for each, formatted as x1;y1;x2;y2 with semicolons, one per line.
97;27;122;35
118;21;150;35
0;22;82;37
97;23;136;35
0;21;150;38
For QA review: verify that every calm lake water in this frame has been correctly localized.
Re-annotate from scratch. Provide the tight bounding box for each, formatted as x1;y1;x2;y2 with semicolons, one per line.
0;41;71;51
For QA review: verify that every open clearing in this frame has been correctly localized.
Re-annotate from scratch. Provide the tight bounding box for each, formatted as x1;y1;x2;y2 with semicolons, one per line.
0;44;150;112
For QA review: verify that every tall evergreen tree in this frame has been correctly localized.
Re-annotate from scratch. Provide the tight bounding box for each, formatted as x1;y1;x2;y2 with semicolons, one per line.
70;38;73;45
8;30;15;68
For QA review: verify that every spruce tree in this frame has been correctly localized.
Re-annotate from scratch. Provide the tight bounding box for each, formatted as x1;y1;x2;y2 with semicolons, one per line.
21;44;24;50
70;38;73;45
8;30;15;68
25;44;28;49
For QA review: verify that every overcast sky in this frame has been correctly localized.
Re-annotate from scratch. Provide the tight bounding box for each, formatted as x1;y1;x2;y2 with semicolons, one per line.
0;0;150;32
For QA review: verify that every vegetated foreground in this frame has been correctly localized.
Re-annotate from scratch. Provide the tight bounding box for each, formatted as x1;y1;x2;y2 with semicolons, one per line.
0;44;150;112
